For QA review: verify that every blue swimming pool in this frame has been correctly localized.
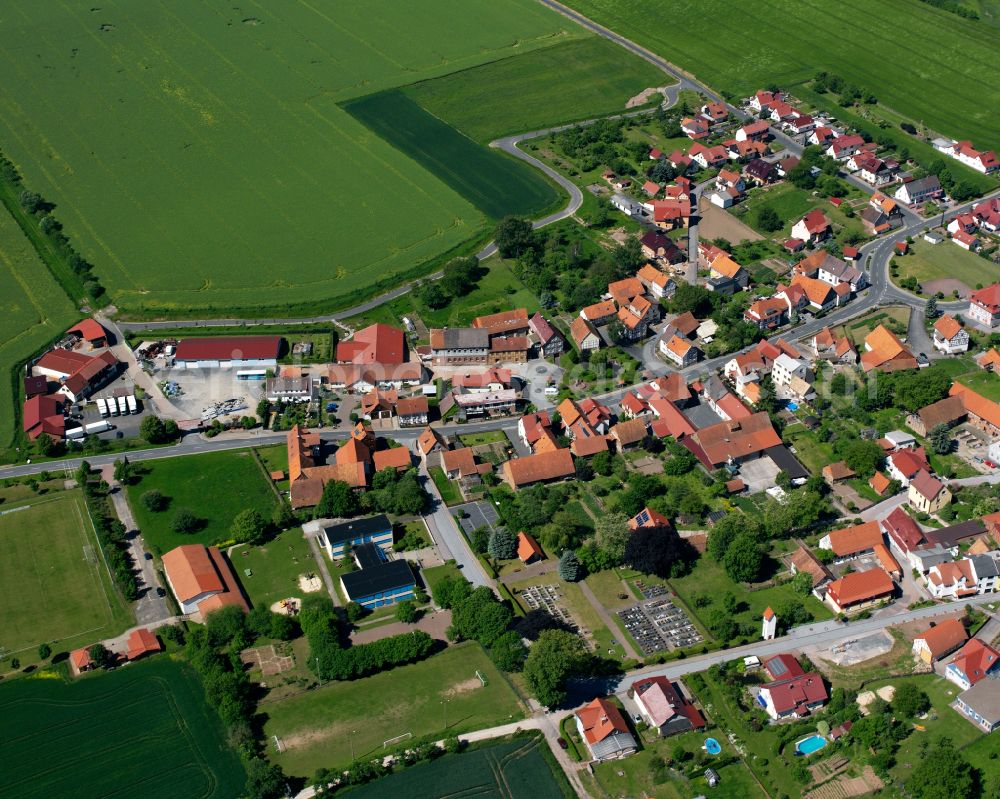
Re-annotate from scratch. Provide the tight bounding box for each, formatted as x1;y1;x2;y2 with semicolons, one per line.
704;738;721;755
795;734;827;756
786;401;799;411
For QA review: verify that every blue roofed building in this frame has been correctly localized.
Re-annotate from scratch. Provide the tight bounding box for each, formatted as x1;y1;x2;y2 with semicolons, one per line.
340;543;416;609
315;514;394;559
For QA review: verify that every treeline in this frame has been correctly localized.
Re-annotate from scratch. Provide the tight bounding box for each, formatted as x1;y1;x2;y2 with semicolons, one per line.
77;461;139;601
314;468;427;520
299;595;435;680
917;0;979;18
812;71;877;106
0;150;105;304
186;616;287;799
416;256;484;310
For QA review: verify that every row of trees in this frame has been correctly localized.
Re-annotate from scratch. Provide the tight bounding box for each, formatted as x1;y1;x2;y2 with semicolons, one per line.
314;469;427;520
77;461;139;601
417;256;484;310
299;595;435;681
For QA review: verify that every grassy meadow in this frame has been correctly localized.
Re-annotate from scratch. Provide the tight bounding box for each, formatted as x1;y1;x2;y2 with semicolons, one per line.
0;492;131;663
0;658;246;799
896;240;1000;292
564;0;1000;152
262;643;525;777
126;449;280;553
0;207;79;452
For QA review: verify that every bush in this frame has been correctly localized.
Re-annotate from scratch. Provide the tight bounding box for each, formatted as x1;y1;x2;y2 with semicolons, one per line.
172;508;203;534
141;490;169;512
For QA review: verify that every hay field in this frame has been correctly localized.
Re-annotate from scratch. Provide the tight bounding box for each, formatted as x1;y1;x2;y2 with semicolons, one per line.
565;0;1000;151
0;0;585;316
0;492;131;659
0;658;245;799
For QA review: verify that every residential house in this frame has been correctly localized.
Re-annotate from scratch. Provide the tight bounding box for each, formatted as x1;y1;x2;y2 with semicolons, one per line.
809;252;868;292
735;120;770;142
710;187;740;208
818;521;883;561
637;263;676;300
953;229;980;251
932;315;970;354
750;90;782;113
576;697;637;761
288;424;369;509
927;557;998;599
650;198;691;230
529;312;565;360
784;115;815;135
161;544;250;618
633;677;706;736
559;397;612;434
629;506;673;530
770;352;811;400
667;150;695;175
395;397;428;428
825;134;865;160
823;568;895;613
452;390;518;418
974;198;1000;232
947;140;1000;174
700;101;728;124
979;348;1000;371
372;447;413;474
706;253;750;294
860;324;917;373
610;418;648;450
955;680;1000;732
743;158;777;186
689;142;728;169
948;213;978;235
360;387;398;420
581;299;618;326
744;297;789;330
912;618;968;664
726;139;768;160
822;461;855;485
337;323;407;365
23;394;64;441
716;169;746;193
660;334;700;367
886;447;930;487
640;231;686;264
951;382;1000;437
894;175;942;206
642;179;661;198
417;426;447;461
908;469;952;514
861;193;904;235
882;506;925;558
518;411;554;451
681;117;710;140
787;275;843;312
453;368;514;393
946;640;1000;691
501;448;575;490
265;376;314;403
970;284;1000;328
852;155;896;186
34;348;119;403
686;412;782;469
755;670;828;720
789;545;833;589
808;126;839;146
571;316;602;352
791;210;832;245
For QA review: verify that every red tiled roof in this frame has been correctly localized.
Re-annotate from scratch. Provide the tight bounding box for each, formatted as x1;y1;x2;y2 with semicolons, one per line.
826;522;882;557
336;323;406;365
373;447;412;472
762;673;828;714
881;506;924;552
914;618;967;658
517;532;544;562
174;336;281;362
126;628;162;660
950;639;1000;685
577;697;630;744
502;448;574;487
67;318;107;342
826;568;894;608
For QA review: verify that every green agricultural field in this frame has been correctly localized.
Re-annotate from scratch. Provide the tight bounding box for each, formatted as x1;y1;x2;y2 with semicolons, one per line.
340;737;571;799
343;91;560;219
232;528;315;610
0;2;668;318
126;449;280;553
263;642;525;777
405;37;670;143
565;0;1000;152
0;658;245;799
0;492;131;663
896;240;1000;293
0;206;79;453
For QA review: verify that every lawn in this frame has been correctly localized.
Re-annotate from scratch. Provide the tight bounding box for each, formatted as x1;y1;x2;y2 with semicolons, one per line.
563;0;1000;153
733;182;866;244
406;36;670;143
668;555;832;642
0;658;245;799
0;206;79;454
0;492;131;664
955;371;1000;403
339;737;571;799
230;528;316;611
262;643;525;777
0;0;598;318
255;444;290;492
592;728;766;799
839;305;912;345
784;424;836;476
126;449;280;554
422;560;465;597
896;240;1000;293
458;431;510;447
430;467;463;506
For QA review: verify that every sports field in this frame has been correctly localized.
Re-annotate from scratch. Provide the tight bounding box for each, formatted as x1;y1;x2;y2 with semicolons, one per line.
564;0;1000;152
340;737;572;799
0;492;131;660
0;658;246;799
405;37;670;143
0;1;663;318
897;240;1000;293
263;643;525;777
0;206;79;451
126;449;279;553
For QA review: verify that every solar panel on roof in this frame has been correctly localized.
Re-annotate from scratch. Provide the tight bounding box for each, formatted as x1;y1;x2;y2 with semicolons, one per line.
768;657;788;677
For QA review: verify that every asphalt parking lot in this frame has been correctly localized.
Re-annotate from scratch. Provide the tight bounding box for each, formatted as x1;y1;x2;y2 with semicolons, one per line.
454;500;501;536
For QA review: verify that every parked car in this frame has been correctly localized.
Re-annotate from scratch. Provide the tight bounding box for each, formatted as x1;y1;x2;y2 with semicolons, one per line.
556;738;568;750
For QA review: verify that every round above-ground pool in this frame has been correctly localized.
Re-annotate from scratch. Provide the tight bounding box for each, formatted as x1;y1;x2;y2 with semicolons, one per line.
795;734;827;756
704;738;722;755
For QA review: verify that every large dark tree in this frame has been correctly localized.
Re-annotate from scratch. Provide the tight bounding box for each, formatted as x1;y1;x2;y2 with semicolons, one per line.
494;216;537;258
624;525;695;578
315;480;357;519
907;740;976;799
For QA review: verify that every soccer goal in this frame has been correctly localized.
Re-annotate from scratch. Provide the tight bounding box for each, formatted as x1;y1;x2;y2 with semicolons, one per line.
383;732;412;748
272;735;285;754
83;545;97;564
475;669;488;687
